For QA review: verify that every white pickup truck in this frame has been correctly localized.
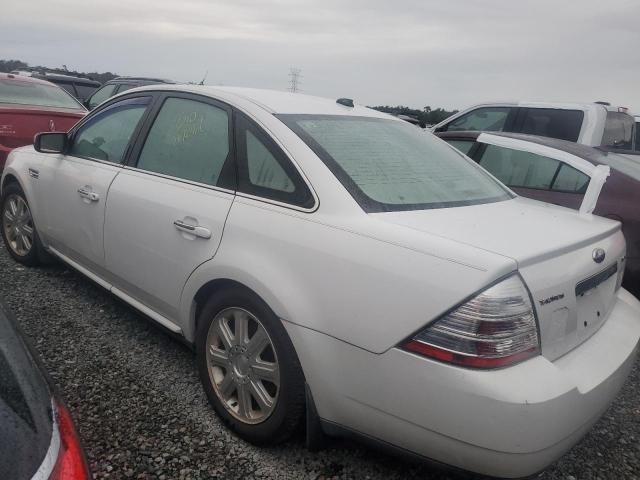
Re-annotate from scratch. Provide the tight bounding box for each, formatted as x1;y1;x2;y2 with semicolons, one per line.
432;101;636;151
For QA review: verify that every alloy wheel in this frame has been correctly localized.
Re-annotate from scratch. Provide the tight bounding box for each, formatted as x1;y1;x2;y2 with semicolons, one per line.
205;307;280;424
2;194;35;257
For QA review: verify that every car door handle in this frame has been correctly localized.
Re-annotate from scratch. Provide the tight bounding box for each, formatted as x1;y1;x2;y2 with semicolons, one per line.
173;220;212;239
77;187;99;202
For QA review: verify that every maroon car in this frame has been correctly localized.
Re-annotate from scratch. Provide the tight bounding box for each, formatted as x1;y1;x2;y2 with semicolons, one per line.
436;130;640;296
0;73;86;169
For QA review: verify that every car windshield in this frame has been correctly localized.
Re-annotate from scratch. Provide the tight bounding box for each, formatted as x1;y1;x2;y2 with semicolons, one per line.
279;115;512;212
0;78;84;110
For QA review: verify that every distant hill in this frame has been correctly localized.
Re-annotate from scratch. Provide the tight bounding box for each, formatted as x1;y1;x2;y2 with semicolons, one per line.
370;105;458;128
0;59;118;84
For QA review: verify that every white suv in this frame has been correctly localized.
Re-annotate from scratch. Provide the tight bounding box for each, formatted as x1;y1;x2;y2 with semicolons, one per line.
432;101;636;149
2;86;640;478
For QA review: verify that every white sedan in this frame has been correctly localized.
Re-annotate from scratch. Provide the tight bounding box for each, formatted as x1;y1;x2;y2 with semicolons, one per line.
2;86;639;478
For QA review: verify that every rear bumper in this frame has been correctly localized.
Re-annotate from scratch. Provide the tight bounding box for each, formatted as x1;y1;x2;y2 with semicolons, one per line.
288;288;640;478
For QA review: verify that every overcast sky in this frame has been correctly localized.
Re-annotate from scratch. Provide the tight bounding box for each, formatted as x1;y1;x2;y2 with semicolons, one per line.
2;0;638;111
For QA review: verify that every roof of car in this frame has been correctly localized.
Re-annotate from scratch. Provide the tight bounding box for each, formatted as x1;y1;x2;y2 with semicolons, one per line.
0;72;61;86
110;76;175;84
436;130;640;176
453;101;625;113
34;73;101;86
132;84;393;118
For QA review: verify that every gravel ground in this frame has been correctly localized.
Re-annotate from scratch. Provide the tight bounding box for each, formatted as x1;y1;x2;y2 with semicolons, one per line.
0;242;638;480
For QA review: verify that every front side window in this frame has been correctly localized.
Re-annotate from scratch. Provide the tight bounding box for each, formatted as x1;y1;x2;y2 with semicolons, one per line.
443;107;511;132
136;97;231;187
518;108;584;142
0;78;84;110
602;112;634;149
478;144;589;193
88;84;117;109
280;115;511;212
69;98;149;163
478;145;559;189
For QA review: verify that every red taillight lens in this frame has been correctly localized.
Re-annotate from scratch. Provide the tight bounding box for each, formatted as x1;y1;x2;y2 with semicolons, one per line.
404;274;540;369
49;400;89;480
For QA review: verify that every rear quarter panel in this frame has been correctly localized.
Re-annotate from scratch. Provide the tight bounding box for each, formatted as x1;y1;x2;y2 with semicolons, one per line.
180;199;516;353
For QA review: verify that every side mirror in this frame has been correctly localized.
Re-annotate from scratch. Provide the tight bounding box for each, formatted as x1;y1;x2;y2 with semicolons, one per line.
34;132;68;154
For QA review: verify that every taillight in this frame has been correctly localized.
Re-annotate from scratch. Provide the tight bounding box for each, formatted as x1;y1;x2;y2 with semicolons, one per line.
49;399;90;480
404;274;540;369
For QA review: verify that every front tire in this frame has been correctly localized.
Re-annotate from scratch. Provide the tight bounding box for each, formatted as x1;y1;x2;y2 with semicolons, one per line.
0;183;47;266
196;287;305;445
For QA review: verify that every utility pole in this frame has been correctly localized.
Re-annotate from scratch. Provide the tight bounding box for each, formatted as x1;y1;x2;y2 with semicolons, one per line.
288;68;302;93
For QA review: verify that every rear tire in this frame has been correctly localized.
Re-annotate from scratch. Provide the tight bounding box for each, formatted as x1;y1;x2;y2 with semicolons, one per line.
196;287;305;445
0;183;49;266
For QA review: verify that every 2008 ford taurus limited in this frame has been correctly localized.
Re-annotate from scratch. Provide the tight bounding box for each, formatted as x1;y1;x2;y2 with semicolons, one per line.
2;86;639;478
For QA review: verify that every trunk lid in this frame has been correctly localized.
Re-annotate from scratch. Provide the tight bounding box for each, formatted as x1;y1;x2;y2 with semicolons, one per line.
373;197;626;360
0;105;84;149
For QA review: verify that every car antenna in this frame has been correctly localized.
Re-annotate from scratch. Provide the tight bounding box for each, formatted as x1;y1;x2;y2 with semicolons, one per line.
199;70;208;86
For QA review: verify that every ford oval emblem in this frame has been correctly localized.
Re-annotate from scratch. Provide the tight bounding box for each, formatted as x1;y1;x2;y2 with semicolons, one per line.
592;248;606;264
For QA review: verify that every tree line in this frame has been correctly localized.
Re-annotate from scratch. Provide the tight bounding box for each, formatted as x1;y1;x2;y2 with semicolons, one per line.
0;59;118;84
1;59;458;122
370;105;458;127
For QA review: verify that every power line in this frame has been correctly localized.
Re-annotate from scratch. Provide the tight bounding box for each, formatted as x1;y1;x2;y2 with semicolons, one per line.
288;68;302;93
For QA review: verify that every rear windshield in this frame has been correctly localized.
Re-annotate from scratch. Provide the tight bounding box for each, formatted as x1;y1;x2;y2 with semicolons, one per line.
0;78;84;110
279;115;512;212
518;108;584;142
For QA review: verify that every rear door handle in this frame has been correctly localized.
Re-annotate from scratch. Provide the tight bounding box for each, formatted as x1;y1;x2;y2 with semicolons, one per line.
173;220;212;239
77;187;99;202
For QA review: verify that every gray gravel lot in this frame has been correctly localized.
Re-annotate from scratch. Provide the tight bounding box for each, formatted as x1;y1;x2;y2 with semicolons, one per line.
0;242;638;480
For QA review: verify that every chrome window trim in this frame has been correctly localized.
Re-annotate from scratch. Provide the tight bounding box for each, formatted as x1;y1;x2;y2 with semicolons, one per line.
235;191;319;213
122;166;236;196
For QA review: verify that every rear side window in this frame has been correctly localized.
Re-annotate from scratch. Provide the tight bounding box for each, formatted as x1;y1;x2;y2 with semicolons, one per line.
88;84;117;109
518;108;583;142
56;81;77;98
478;144;588;193
0;78;83;110
236;114;313;207
602;112;634;149
444;139;475;155
136;97;231;187
116;84;137;94
74;84;98;101
443;107;511;132
70;98;149;163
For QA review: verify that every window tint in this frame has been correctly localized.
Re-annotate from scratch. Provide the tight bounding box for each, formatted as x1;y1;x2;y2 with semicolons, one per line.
88;84;117;109
70;100;148;163
137;97;230;187
237;115;313;207
552;164;589;193
445;107;511;132
478;145;560;189
281;115;511;212
56;82;77;98
246;130;294;192
0;78;83;110
116;84;137;94
636;122;640;152
602;112;634;149
74;84;98;101
445;139;475;155
518;108;583;142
